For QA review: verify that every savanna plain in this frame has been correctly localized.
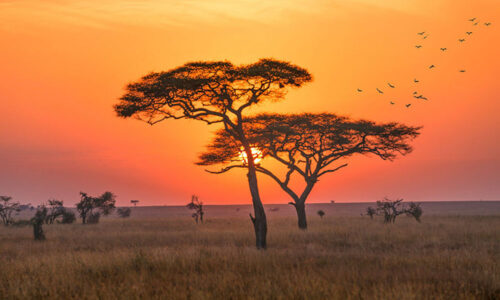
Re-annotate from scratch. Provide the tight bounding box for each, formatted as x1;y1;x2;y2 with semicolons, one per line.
1;202;499;299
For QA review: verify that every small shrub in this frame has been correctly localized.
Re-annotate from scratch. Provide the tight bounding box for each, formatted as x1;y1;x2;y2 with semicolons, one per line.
117;207;131;218
317;210;325;218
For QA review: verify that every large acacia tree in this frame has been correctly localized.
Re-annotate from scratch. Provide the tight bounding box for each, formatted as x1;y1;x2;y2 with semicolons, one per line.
114;59;312;249
197;113;421;229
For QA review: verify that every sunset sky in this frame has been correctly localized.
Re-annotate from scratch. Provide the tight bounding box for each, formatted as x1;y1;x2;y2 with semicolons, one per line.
1;0;499;206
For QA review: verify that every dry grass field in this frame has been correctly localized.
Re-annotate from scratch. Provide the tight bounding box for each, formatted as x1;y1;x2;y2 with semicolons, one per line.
1;202;499;299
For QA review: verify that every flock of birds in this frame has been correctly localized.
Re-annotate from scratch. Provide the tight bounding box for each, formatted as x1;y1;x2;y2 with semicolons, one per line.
357;17;493;108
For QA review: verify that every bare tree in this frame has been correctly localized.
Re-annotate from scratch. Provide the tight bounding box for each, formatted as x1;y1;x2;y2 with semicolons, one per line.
197;113;420;229
0;196;21;226
114;59;312;249
76;192;116;224
186;195;204;224
374;198;423;223
130;200;139;207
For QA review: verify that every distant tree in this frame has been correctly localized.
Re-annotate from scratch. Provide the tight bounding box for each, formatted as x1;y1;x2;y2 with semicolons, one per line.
376;198;405;223
76;192;116;224
186;195;204;224
0;196;21;226
366;206;376;219
317;210;325;218
114;59;312;249
130;200;139;207
117;207;132;218
31;206;47;241
45;199;66;224
60;210;76;224
405;202;423;222
198;113;420;230
374;198;422;223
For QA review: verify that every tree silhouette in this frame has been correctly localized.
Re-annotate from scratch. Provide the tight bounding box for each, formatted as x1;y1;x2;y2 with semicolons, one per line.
186;195;204;224
197;113;420;229
114;59;312;249
0;196;20;226
76;192;116;224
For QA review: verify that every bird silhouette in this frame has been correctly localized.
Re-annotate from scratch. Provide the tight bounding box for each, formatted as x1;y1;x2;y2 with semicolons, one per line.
414;95;428;100
423;35;429;39
429;65;435;69
473;22;479;26
390;101;395;105
388;83;395;88
415;45;422;48
357;88;363;92
440;48;447;51
469;18;476;22
458;38;466;42
406;104;412;108
376;88;384;94
459;70;466;72
414;78;419;83
413;91;418;95
466;32;473;35
417;31;425;35
485;22;491;26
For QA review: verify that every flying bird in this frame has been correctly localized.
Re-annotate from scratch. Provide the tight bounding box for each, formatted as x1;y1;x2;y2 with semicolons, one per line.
440;48;447;51
390;101;395;105
423;35;429;39
485;22;491;26
458;39;466;42
376;88;384;94
459;70;466;72
413;91;418;95
357;88;363;92
466;32;473;35
429;64;435;69
406;104;412;108
388;83;395;88
417;31;425;35
415;45;422;48
414;78;419;83
473;22;479;26
469;18;476;22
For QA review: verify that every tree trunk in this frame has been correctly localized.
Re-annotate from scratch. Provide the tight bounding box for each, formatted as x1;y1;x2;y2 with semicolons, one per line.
295;201;307;230
33;222;45;241
247;167;267;249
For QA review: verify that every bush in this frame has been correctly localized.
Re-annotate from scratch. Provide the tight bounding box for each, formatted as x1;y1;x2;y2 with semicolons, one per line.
317;210;325;218
60;211;76;224
117;207;131;218
86;212;101;224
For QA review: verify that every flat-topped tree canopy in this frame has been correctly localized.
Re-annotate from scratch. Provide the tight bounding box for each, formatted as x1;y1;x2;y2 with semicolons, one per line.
114;59;312;126
197;113;421;179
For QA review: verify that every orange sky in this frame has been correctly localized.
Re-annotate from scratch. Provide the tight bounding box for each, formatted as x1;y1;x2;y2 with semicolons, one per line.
1;0;499;206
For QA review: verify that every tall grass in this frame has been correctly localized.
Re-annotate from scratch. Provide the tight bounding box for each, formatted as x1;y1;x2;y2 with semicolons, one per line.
1;215;499;299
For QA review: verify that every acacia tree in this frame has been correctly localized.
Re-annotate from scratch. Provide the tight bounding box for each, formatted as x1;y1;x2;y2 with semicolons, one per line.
76;192;116;224
197;113;420;229
114;59;312;249
0;196;21;226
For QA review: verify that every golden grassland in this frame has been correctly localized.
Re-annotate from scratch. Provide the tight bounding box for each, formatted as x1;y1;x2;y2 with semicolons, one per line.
1;213;499;299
